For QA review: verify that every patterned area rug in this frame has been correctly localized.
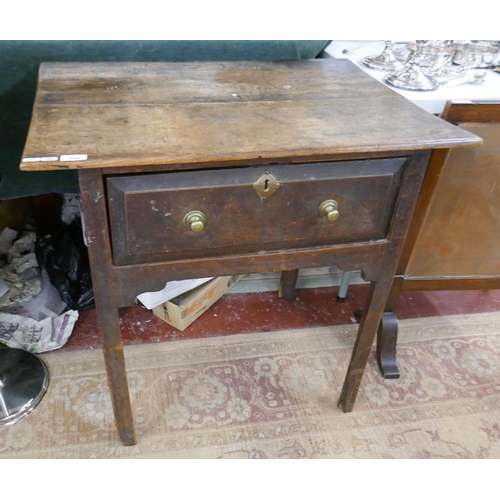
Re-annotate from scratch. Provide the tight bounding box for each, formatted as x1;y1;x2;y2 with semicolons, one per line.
1;312;500;458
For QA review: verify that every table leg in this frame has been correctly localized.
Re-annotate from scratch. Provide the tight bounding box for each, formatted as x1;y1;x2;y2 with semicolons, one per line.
278;269;299;301
93;303;136;446
337;150;431;412
338;279;393;412
79;169;136;446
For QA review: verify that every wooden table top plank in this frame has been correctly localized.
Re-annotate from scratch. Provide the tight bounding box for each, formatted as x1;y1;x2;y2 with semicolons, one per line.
20;60;482;171
34;60;395;106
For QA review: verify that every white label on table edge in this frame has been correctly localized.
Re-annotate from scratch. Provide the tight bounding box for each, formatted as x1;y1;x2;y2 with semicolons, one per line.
22;156;59;162
60;154;88;161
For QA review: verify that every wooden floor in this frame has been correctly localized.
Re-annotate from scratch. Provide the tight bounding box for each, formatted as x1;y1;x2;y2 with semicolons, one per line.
65;283;500;351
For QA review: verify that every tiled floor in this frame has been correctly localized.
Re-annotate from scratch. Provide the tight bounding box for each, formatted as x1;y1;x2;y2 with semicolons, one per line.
65;279;500;351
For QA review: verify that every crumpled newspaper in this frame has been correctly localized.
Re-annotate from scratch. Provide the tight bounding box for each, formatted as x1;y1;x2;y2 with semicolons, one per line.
61;194;83;225
0;310;78;353
0;228;41;308
0;252;41;309
0;226;79;352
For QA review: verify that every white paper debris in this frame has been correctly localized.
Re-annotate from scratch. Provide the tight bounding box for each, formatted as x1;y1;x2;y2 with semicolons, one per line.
0;277;8;299
137;277;214;310
0;254;41;308
61;194;83;225
0;226;78;352
0;227;18;255
8;232;37;260
0;310;79;353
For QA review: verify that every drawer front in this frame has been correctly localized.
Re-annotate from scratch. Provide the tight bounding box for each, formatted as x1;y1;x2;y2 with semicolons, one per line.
107;158;406;265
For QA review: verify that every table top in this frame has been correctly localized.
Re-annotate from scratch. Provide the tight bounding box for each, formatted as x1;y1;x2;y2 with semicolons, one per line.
325;41;500;114
20;59;481;172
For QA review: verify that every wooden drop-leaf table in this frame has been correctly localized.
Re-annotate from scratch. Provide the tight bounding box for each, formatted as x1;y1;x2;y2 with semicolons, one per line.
20;59;481;445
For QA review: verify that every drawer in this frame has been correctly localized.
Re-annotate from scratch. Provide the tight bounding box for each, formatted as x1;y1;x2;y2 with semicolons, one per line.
107;158;406;265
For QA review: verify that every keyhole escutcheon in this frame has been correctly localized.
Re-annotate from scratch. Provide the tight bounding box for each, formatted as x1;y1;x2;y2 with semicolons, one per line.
253;172;281;199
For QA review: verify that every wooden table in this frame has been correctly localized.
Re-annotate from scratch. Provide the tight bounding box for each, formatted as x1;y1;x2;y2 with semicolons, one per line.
20;59;481;446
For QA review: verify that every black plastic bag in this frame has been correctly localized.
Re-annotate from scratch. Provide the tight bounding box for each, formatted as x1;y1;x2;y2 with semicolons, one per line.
35;219;94;310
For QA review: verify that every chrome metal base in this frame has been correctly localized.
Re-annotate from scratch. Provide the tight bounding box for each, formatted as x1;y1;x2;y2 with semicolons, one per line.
384;68;439;91
0;348;49;428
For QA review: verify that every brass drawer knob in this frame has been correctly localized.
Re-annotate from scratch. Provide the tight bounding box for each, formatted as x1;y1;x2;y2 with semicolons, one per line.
184;210;206;232
319;200;340;222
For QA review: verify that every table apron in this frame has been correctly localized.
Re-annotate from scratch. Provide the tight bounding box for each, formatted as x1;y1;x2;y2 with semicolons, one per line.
112;240;388;307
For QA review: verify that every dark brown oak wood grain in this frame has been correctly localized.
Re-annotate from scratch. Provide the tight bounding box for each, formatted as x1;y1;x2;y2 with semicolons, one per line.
107;158;405;266
21;60;479;171
20;60;481;446
79;169;136;446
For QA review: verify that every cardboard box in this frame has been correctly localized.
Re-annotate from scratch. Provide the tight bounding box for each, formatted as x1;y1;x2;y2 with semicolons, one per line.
151;275;244;331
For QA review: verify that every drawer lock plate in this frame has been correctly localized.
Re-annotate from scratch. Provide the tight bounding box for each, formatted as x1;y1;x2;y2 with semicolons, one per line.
253;172;281;200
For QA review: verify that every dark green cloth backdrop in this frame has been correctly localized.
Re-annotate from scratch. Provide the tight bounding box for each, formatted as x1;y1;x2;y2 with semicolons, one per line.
0;40;330;199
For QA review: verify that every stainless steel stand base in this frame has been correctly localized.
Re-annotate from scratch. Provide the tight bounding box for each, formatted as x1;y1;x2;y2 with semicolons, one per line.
384;69;439;91
0;348;49;428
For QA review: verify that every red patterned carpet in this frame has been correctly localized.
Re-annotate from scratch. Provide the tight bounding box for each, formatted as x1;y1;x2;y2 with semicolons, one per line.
2;311;500;458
